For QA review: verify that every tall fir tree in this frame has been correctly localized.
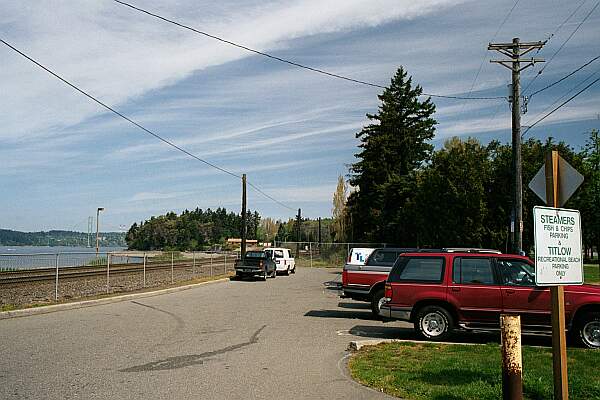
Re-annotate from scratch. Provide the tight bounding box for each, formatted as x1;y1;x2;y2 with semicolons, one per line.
347;67;436;243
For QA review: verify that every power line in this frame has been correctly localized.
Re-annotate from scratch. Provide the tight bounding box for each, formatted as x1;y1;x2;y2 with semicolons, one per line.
0;38;296;211
545;0;588;43
247;182;294;211
526;67;600;126
529;54;600;98
522;75;600;137
523;0;599;95
462;0;520;103
111;0;505;101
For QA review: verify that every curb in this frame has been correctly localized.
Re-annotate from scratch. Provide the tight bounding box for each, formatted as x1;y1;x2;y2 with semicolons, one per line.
348;338;481;351
0;277;230;320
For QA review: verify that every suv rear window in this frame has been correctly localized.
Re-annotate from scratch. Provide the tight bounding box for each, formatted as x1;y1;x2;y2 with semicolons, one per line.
389;257;445;283
366;250;399;266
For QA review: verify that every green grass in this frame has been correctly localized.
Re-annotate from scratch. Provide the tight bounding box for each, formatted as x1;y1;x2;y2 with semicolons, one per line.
584;264;599;283
87;256;107;267
149;251;187;262
349;342;600;400
1;304;18;312
296;258;341;268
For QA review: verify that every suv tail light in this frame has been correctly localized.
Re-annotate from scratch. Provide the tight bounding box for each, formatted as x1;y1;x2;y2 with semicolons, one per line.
342;269;348;286
384;283;392;300
347;253;351;263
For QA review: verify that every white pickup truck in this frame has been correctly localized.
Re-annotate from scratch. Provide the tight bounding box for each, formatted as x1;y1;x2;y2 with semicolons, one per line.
264;247;296;275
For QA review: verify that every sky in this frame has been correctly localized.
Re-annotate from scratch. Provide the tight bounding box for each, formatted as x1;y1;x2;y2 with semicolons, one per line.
1;0;599;232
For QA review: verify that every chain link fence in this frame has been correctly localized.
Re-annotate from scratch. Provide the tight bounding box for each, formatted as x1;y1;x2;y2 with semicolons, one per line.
274;242;387;268
0;251;236;308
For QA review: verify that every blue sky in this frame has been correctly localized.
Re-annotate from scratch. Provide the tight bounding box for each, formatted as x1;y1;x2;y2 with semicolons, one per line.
1;0;599;232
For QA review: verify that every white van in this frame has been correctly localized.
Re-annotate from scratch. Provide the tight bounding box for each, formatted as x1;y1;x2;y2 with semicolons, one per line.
264;247;296;275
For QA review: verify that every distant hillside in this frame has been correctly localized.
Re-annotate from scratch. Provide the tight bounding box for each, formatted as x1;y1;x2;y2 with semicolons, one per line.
0;229;126;247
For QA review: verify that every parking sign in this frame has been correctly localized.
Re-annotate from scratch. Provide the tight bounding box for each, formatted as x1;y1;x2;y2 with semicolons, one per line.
533;206;583;286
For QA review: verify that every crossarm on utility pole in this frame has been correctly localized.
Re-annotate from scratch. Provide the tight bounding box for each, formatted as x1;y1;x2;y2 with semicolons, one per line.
488;37;545;255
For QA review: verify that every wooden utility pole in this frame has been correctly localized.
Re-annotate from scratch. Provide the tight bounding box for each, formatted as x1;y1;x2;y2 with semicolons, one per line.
489;38;545;254
318;217;322;245
545;151;569;400
296;208;301;258
241;174;247;260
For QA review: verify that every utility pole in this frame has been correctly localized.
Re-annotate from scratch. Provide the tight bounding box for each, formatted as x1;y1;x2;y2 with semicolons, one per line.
87;216;93;248
318;217;322;245
296;208;301;258
241;174;247;260
489;38;545;254
96;207;104;256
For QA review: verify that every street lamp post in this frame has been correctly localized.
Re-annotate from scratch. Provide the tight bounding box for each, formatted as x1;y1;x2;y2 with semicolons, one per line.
96;207;104;256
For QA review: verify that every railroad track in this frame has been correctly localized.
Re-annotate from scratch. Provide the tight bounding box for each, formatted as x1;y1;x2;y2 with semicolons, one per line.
0;258;233;285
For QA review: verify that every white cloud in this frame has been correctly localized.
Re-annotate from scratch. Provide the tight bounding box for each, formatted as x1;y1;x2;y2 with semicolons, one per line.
257;183;336;203
1;0;465;142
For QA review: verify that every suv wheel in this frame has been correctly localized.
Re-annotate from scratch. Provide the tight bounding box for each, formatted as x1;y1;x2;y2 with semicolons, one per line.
415;305;453;341
371;288;385;317
575;312;600;349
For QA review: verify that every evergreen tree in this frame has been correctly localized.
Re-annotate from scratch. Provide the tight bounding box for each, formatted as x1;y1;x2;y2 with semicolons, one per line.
347;67;436;242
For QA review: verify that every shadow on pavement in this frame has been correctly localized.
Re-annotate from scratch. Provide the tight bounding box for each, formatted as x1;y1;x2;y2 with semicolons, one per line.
304;309;378;320
337;302;371;310
348;324;555;347
229;276;270;283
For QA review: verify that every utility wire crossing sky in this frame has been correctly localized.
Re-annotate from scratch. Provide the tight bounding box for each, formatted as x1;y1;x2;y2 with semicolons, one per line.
1;0;598;231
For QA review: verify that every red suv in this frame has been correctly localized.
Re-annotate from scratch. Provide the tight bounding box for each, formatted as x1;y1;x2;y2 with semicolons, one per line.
342;248;416;317
381;251;600;348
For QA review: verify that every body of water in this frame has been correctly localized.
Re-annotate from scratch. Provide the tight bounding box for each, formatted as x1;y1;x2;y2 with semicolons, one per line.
0;246;138;270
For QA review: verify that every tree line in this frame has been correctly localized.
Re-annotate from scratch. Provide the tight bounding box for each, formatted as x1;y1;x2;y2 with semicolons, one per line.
0;229;125;247
335;67;599;257
125;207;260;250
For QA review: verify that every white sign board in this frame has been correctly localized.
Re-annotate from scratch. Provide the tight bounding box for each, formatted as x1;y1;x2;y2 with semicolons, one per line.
533;206;583;286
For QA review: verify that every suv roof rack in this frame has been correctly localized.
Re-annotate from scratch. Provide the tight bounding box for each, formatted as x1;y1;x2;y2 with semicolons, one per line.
414;248;502;254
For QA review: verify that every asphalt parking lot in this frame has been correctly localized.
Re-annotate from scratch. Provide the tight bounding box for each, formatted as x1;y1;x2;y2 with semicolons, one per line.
0;267;556;400
1;268;400;400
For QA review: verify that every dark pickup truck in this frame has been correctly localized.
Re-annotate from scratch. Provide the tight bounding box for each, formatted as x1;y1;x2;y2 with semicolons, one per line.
234;251;277;280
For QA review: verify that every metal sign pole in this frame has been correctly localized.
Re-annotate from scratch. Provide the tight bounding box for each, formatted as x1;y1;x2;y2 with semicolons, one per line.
143;253;146;288
545;150;569;400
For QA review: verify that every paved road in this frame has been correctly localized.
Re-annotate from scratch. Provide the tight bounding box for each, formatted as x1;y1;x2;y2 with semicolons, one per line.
1;268;402;400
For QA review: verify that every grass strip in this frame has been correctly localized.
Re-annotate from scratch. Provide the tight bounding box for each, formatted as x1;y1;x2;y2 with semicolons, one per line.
584;264;599;283
349;342;600;400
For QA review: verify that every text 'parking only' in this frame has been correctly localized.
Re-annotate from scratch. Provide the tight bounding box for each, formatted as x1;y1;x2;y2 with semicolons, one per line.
533;206;583;286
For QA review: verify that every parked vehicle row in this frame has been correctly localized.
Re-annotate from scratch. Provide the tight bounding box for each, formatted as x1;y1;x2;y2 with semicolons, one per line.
234;247;296;280
341;247;600;349
342;247;417;316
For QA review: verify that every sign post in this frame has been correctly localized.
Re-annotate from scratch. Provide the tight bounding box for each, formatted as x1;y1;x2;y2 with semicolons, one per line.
530;150;584;400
